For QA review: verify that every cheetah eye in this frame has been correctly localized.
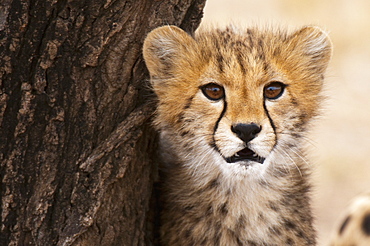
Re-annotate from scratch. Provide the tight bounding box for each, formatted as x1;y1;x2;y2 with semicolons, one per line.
201;83;225;101
264;82;286;100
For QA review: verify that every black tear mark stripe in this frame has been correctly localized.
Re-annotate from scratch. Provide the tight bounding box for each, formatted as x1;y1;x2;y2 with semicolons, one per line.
212;99;228;153
263;100;278;146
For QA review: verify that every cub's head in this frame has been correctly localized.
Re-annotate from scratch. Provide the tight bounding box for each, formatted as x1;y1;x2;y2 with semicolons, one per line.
143;25;331;177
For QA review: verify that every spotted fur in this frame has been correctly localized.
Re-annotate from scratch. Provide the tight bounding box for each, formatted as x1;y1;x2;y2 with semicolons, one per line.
330;193;370;246
143;25;332;245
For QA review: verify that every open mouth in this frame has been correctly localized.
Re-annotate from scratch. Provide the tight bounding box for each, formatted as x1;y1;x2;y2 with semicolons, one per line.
225;147;265;164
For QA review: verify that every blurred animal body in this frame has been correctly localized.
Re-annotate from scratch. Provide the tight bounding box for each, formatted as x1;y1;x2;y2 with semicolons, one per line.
330;193;370;246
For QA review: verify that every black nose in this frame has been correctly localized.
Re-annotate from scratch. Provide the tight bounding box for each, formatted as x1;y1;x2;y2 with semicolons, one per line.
231;123;261;143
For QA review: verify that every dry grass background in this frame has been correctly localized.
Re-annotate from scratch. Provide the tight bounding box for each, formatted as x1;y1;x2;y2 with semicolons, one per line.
201;0;370;245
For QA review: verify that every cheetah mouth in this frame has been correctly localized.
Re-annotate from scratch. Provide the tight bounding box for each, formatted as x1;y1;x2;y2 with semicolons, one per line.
225;147;265;164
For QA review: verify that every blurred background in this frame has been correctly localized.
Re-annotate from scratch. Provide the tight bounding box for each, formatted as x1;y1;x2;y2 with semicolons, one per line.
201;0;370;245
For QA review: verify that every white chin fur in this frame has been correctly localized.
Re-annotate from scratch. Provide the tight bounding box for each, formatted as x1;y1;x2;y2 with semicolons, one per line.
210;146;271;180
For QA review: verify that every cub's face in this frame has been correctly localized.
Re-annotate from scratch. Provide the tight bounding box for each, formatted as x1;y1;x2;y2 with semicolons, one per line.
143;25;331;176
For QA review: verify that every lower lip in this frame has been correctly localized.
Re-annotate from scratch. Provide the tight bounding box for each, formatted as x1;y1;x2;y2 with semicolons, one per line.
225;155;265;164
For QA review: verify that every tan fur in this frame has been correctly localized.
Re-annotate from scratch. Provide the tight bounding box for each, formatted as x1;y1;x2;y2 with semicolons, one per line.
330;193;370;246
143;25;332;245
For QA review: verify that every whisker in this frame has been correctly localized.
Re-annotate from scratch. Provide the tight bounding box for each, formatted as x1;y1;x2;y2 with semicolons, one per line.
275;147;298;176
278;138;311;169
277;131;317;148
284;150;302;177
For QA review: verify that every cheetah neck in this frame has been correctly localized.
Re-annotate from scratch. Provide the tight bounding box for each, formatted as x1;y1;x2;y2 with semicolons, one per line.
159;140;315;245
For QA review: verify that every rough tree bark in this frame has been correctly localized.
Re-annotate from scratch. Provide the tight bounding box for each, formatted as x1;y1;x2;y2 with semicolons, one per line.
0;0;206;245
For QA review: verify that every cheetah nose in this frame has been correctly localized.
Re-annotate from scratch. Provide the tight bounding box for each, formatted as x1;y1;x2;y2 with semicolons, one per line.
231;123;262;143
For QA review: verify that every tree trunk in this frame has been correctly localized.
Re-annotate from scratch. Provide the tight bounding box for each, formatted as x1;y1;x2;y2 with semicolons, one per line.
0;0;206;245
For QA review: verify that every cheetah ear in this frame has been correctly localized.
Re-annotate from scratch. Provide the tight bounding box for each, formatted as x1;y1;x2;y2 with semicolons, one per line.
288;26;332;73
143;25;196;79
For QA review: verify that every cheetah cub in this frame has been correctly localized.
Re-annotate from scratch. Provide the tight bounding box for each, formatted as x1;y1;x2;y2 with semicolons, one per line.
143;25;332;245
